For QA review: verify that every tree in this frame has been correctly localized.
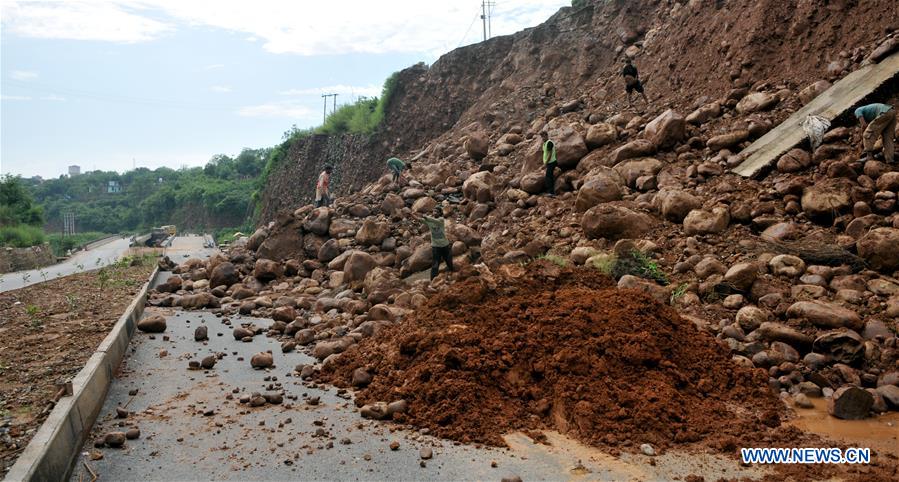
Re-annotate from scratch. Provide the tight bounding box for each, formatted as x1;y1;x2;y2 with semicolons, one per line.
0;174;44;227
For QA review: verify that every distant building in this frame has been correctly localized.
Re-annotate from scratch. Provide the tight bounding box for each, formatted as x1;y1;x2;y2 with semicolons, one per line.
68;165;81;176
107;180;122;193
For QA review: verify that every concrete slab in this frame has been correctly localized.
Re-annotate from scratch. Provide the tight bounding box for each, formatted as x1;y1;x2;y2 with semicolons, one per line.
732;52;899;178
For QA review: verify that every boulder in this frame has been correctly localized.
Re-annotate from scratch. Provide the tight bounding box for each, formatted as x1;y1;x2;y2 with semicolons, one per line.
546;122;588;168
753;322;814;348
179;293;218;310
411;196;437;214
355;219;390;246
137;315;166;333
657;189;701;223
736;92;779;114
768;254;805;278
304;208;332;236
612;139;656;163
250;352;274;369
575;168;624;212
464;131;489;161
856;228;899;272
209;262;240;288
798;80;831;105
343;251;377;283
402;245;432;275
707;130;749;151
253;259;282;281
643;109;685;149
520;171;546;195
801;178;852;222
585;123;617;148
582;205;653;241
787;301;862;330
724;262;758;291
348;203;371;217
462;171;496;203
612;158;662;188
813;330;864;365
381;193;405;215
776;148;811;173
683;207;730;235
256;228;303;261
317;238;340;262
876;385;899;409
685;102;721;125
828;386;873;420
156;275;182;293
246;228;268;252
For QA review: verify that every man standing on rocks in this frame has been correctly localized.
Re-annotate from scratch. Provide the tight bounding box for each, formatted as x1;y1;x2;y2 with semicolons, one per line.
622;58;649;108
386;157;406;184
315;165;333;207
855;102;895;163
419;205;453;280
541;131;557;196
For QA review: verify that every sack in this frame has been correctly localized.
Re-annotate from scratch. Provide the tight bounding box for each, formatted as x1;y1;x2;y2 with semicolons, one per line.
801;114;831;150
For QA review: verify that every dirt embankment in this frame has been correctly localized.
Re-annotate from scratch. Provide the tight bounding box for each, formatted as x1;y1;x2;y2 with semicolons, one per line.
321;261;788;450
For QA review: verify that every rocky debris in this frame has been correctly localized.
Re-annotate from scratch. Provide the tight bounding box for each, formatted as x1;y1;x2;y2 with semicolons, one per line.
582;205;652;240
464;131;488;161
103;432;127;448
643;109;685;149
200;355;217;369
683;207;729;235
250;352;274;369
856;228;899;272
194;325;208;341
253;259;282;281
786;301;862;330
585;123;617;148
156;275;182;293
209;262;239;288
137;315;166;333
125;428;141;440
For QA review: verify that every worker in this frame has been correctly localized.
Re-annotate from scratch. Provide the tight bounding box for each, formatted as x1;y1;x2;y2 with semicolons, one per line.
622;58;649;107
387;157;406;183
541;131;557;196
855;102;895;163
420;205;453;280
314;165;333;207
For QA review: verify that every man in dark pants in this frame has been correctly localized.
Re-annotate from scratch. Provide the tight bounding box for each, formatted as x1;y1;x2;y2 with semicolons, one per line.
541;131;557;196
420;205;453;280
622;58;649;107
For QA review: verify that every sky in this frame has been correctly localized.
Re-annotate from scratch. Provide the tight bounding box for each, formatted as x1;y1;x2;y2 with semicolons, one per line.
0;0;568;179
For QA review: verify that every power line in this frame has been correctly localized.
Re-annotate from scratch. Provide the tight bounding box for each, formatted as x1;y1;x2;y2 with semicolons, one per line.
456;10;481;48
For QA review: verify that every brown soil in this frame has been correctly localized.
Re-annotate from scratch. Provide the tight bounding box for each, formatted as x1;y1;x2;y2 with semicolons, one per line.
0;260;154;477
321;261;787;450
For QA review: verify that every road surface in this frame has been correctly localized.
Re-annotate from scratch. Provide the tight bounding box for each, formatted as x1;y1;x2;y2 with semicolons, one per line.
0;237;132;293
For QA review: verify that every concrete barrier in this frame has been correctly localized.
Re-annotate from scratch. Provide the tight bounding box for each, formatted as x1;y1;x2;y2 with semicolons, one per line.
3;266;160;482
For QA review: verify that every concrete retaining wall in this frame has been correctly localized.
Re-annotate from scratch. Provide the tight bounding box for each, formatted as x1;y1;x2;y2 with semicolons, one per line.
3;266;159;482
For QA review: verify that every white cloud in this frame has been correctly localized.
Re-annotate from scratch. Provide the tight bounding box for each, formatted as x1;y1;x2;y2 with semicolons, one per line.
1;95;32;101
245;36;257;42
210;85;232;93
0;1;566;56
1;0;173;43
202;63;225;70
41;94;67;101
11;70;38;80
237;102;315;119
278;84;381;98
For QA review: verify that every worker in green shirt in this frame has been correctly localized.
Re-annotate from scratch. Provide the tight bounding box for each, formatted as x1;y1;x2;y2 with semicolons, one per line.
855;103;895;163
541;131;557;196
386;157;407;183
419;205;453;280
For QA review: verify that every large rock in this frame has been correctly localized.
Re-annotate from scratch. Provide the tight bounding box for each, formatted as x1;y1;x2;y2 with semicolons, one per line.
786;301;862;330
246;228;268;251
753;322;813;348
724;262;758;291
575;168;624;212
209;262;240;288
355;219;390;246
612;158;662;188
464;131;489;161
462;171;496;203
411;196;437;214
683;207;730;235
343;251;376;283
402;245;432;276
585;123;617;148
363;267;403;303
612;139;656;163
799;80;831;105
137;315;167;333
546;122;588;168
735;92;779;114
707;130;749;151
656;189;701;223
856;228;899;272
317;238;340;262
801;178;852;222
776;148;811;173
643;109;685;149
828;386;873;420
253;259;282;281
686;102;721;125
381;193;405;215
256;227;303;262
813;330;864;365
303;207;332;236
156;275;182;293
520;171;546;195
582;205;653;241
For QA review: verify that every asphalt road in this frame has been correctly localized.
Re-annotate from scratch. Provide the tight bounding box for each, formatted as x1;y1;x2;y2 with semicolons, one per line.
0;237;131;293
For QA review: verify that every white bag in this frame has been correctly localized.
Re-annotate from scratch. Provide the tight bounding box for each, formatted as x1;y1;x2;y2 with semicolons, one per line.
801;114;831;150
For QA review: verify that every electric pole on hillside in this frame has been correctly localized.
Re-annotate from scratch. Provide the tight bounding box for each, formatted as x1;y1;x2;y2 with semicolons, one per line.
321;93;338;122
481;0;495;41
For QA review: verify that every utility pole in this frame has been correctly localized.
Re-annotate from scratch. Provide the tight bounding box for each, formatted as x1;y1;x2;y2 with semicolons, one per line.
321;93;338;122
481;1;495;41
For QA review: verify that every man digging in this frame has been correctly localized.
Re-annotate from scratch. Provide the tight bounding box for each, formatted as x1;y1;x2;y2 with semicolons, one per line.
855;102;895;163
418;205;453;281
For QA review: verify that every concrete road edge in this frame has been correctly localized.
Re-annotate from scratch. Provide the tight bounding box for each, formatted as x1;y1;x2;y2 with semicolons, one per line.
3;265;160;482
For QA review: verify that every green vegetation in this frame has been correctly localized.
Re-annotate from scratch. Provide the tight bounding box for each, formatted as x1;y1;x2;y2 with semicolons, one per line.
571;0;587;8
0;225;46;248
537;253;568;267
316;71;399;136
47;231;109;257
589;250;669;285
214;223;254;245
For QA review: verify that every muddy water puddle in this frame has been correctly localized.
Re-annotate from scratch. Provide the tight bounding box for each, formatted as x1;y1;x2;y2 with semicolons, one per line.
790;398;899;455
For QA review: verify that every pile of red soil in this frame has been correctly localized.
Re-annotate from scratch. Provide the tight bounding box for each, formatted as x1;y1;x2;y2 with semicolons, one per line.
321;261;786;449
